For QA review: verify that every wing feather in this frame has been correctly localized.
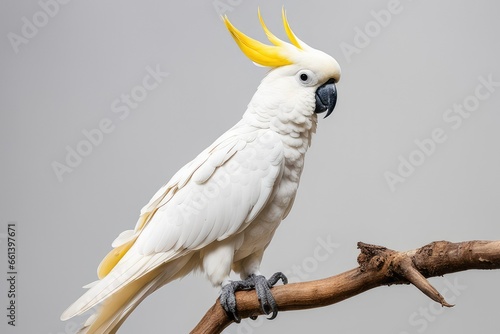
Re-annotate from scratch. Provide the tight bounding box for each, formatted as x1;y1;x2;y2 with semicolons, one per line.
66;126;285;318
134;128;283;255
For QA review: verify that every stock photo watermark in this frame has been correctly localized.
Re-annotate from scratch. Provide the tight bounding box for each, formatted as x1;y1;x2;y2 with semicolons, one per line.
7;0;73;54
51;64;169;182
4;222;17;327
339;0;407;63
283;235;340;282
384;74;499;192
213;0;245;15
399;277;467;334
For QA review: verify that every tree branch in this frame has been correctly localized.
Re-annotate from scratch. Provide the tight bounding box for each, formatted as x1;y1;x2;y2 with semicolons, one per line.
191;240;500;334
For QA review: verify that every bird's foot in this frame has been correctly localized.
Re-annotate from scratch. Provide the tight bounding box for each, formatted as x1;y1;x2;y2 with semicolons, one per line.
220;275;255;323
220;272;287;323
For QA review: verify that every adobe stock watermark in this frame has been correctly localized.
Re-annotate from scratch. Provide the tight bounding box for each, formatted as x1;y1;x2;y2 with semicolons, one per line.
399;277;467;334
51;64;169;182
283;234;340;282
339;0;411;63
213;0;244;16
7;0;72;54
384;74;499;192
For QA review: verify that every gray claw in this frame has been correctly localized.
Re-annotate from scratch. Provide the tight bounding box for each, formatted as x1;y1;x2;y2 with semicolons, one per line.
220;278;253;323
268;272;288;286
220;283;240;322
219;272;288;323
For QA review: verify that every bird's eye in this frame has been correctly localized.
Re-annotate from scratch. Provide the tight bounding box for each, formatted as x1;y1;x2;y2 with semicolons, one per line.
296;70;317;86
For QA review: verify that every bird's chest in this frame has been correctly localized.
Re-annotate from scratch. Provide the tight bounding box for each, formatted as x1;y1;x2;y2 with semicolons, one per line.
236;150;306;257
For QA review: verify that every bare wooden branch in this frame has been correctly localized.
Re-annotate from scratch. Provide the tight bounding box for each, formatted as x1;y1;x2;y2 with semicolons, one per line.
191;240;500;334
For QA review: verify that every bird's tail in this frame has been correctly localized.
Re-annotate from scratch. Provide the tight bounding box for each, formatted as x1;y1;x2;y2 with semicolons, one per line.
69;255;196;334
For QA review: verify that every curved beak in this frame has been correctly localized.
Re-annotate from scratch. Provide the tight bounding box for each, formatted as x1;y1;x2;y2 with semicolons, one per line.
314;79;337;118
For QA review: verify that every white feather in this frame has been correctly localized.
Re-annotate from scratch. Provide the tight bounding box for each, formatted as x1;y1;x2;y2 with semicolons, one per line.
110;230;135;248
62;17;342;330
62;124;284;321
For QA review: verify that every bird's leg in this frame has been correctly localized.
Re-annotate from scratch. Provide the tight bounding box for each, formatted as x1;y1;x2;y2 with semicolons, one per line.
220;275;255;323
220;272;287;323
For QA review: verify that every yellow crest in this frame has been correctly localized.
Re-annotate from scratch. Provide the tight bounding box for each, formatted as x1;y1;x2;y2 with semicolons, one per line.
223;8;305;67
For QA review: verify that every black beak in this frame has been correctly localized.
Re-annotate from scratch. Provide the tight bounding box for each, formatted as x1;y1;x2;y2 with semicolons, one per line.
314;78;337;118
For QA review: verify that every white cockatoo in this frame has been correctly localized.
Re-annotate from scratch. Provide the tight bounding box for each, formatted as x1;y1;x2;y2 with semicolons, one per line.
61;8;341;333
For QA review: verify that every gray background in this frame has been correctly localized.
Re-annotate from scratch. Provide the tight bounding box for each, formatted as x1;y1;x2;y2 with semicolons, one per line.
1;0;499;333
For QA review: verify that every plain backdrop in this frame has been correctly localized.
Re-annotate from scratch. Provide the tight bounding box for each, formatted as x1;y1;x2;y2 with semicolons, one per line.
1;1;499;333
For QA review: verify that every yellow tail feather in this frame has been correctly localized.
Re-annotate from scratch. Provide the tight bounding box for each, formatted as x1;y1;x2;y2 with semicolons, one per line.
97;240;135;279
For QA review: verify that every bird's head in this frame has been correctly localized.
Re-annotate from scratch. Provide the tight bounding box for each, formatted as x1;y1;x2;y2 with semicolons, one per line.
223;8;341;119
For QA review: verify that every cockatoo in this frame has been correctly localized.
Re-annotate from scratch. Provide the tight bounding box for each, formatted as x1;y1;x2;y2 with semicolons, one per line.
61;8;341;333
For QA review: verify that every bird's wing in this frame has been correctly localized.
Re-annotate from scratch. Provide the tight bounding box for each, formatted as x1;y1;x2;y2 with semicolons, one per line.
62;126;285;318
135;128;285;254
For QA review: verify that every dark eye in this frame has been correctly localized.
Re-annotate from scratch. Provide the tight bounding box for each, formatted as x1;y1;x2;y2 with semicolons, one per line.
296;70;317;86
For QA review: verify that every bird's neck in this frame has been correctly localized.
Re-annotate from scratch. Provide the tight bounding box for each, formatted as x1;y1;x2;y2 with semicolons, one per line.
241;98;317;178
243;90;317;138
